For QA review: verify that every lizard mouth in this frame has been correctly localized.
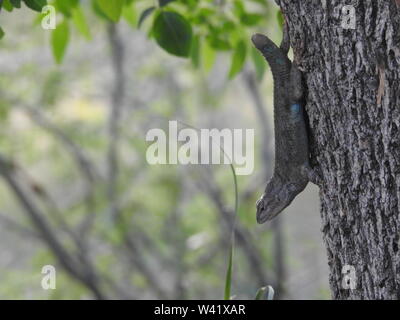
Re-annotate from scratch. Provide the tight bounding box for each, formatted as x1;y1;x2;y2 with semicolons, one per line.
256;196;270;224
256;192;289;224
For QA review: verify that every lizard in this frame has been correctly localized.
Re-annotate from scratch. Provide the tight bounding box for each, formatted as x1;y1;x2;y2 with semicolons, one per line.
251;24;320;224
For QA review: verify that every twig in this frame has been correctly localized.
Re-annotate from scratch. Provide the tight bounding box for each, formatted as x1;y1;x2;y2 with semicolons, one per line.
0;211;39;239
0;154;106;299
106;23;125;222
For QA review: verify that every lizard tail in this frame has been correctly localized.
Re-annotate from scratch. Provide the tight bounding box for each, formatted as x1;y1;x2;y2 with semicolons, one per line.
251;33;291;83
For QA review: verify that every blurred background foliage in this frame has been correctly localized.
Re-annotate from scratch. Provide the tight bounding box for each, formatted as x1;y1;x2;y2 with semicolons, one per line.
0;0;329;299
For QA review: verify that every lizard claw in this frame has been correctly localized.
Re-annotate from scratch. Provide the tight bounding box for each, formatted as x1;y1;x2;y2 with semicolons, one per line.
302;165;322;187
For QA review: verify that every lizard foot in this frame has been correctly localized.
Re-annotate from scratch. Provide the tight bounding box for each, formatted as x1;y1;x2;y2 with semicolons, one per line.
301;165;322;187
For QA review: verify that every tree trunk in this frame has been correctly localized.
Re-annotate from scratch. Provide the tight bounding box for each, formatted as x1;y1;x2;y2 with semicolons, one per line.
276;0;400;299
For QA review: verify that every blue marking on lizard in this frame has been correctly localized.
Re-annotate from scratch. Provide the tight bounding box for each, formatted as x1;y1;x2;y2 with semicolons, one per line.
290;103;301;119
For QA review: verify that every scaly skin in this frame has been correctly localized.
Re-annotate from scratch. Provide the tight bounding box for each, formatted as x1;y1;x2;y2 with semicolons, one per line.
252;32;319;224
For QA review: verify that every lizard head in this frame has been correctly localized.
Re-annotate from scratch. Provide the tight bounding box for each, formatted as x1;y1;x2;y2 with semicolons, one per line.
256;177;303;223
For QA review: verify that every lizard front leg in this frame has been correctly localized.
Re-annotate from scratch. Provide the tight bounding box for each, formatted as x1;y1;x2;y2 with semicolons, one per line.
301;164;322;187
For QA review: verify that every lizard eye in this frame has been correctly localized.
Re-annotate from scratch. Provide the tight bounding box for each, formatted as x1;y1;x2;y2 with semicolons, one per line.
274;192;284;202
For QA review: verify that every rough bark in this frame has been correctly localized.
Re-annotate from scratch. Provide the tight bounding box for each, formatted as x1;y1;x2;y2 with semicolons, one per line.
276;0;400;299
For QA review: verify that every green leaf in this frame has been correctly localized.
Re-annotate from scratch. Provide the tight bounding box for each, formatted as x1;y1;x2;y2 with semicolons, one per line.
191;7;215;24
277;10;284;31
190;35;200;68
152;11;193;58
23;0;47;12
224;244;234;300
201;39;215;72
51;20;70;64
138;6;155;28
0;27;5;40
250;0;269;6
54;0;78;17
207;36;231;51
240;13;263;26
2;0;14;11
233;0;245;17
251;46;265;80
10;0;22;8
228;40;247;79
72;6;91;40
221;20;236;32
95;0;123;22
91;0;109;21
122;2;137;28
